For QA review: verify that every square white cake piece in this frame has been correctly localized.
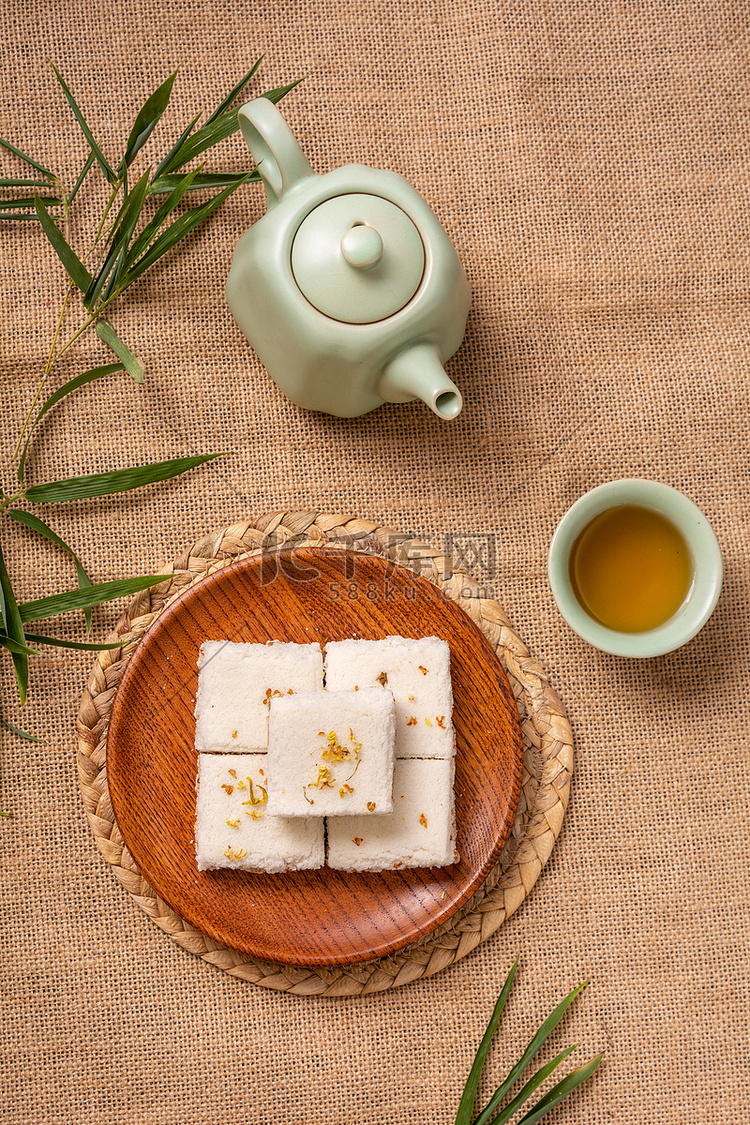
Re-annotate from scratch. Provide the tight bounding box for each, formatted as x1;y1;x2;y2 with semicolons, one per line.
324;636;455;759
266;687;396;817
194;640;324;752
194;753;324;872
326;757;457;871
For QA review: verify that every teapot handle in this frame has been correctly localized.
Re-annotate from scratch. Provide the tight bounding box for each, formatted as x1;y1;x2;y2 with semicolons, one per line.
238;98;315;209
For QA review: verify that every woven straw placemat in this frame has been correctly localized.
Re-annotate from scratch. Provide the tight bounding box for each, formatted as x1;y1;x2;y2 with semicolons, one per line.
76;512;573;996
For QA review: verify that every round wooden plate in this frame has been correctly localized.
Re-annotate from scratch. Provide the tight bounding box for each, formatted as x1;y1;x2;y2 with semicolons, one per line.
107;548;523;967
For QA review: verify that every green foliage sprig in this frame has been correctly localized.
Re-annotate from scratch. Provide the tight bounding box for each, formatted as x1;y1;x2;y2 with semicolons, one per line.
0;59;298;739
455;958;602;1125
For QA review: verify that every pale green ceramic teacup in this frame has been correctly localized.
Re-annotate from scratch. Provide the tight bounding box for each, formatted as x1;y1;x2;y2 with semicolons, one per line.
548;479;723;657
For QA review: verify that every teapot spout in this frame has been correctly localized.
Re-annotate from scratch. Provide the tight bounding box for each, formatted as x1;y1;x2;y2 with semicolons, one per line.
378;344;463;420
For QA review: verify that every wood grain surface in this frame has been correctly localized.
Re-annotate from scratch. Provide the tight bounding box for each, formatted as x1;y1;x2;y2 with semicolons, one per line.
106;549;523;966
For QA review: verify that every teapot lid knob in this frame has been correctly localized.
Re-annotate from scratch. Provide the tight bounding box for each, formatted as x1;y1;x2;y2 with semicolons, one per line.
340;223;383;269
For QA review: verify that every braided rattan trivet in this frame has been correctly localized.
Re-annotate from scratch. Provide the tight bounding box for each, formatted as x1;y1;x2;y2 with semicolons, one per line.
77;512;573;996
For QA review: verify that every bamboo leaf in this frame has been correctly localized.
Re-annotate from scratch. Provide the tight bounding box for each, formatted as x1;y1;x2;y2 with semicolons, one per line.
6;510;90;577
0;715;43;742
68;151;96;207
514;1055;603;1125
25;451;224;504
0;634;42;657
0;543;28;702
155;108;241;176
125;166;202;263
454;957;519;1125
18;363;124;483
473;983;589;1125
154;78;300;181
119;210;201;280
85;169;150;306
149;169;259;194
50;63;117;185
204;57;264;125
95;319;144;383
119;174;253;287
149;64;296;180
123;70;178;168
28;362;124;422
152;112;202;181
0;177;58;188
485;1045;579;1125
261;78;305;104
84;194;130;304
0;196;61;208
6;510;94;628
24;632;123;651
0;136;56;179
156;89;294;178
0;556;6;624
0;212;43;221
18;572;171;624
34;196;92;292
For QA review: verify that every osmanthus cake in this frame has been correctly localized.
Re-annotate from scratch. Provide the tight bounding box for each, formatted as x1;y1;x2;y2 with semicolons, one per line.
195;753;324;872
265;688;396;816
326;758;458;871
192;635;458;874
194;640;324;752
323;636;455;759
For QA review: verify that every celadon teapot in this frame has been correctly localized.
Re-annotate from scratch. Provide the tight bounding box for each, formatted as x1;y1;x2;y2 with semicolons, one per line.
226;99;471;419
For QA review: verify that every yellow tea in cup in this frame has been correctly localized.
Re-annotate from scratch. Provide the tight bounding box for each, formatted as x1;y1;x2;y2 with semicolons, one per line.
568;504;693;633
549;480;721;656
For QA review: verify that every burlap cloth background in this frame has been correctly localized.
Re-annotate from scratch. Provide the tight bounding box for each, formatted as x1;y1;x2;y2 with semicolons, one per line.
1;3;748;1123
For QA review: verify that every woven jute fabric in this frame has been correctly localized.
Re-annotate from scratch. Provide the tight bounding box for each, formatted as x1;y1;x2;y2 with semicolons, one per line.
2;2;749;1123
76;513;573;995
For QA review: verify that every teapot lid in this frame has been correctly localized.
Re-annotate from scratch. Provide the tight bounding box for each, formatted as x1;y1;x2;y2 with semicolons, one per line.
291;193;425;324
